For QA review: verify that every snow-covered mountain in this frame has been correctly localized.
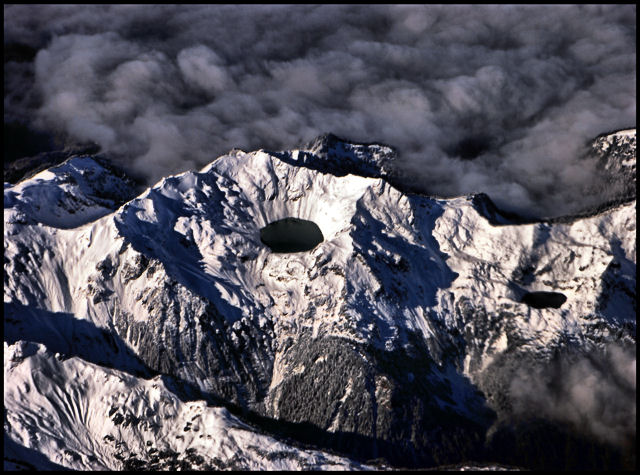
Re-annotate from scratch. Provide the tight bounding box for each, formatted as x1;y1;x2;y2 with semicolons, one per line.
585;128;636;210
4;130;636;470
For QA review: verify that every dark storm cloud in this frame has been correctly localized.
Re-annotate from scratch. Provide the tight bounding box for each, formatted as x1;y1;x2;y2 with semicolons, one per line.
3;4;636;217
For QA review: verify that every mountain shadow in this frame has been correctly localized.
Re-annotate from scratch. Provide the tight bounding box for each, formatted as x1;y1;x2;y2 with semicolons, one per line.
4;301;155;378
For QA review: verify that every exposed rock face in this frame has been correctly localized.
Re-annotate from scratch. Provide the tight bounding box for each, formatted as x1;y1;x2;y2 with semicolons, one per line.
591;128;636;202
569;128;637;219
4;130;636;470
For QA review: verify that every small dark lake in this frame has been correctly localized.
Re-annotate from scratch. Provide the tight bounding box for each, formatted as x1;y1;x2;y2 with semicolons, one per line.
521;291;567;309
260;218;324;253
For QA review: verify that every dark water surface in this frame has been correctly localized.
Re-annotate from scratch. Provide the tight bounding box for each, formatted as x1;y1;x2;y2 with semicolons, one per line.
260;218;324;253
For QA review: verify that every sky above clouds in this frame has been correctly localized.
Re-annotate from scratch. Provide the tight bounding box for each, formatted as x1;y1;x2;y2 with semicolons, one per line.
4;4;636;218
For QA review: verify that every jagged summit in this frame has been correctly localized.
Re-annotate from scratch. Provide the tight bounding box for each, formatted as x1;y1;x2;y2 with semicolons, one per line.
280;129;637;225
267;132;396;180
4;155;139;229
3;144;100;185
544;127;637;224
590;128;636;202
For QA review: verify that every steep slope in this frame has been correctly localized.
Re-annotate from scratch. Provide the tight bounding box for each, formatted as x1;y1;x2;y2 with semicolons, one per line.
590;128;636;203
4;130;636;470
4;155;138;228
4;341;377;470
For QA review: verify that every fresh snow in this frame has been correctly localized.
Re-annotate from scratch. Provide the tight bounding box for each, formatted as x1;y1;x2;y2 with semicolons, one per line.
4;341;378;470
4;130;636;470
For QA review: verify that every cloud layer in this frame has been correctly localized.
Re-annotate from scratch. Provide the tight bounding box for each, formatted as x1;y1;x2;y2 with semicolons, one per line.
510;342;636;450
3;4;636;217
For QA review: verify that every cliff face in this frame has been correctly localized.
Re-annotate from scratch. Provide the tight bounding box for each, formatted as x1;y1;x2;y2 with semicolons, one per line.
4;130;636;470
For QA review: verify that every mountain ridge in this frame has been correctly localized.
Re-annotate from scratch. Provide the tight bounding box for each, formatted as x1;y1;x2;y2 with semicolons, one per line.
4;128;636;470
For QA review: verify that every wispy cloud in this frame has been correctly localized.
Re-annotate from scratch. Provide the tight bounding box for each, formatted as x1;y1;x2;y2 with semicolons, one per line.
509;342;636;449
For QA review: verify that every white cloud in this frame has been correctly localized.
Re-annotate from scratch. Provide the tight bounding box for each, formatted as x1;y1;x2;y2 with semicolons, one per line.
4;4;636;217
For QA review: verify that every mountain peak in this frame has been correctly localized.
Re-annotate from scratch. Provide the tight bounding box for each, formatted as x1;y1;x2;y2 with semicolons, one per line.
591;128;636;198
4;154;139;228
263;132;396;180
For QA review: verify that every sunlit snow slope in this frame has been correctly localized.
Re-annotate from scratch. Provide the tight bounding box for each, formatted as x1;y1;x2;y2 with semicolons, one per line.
4;130;636;470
